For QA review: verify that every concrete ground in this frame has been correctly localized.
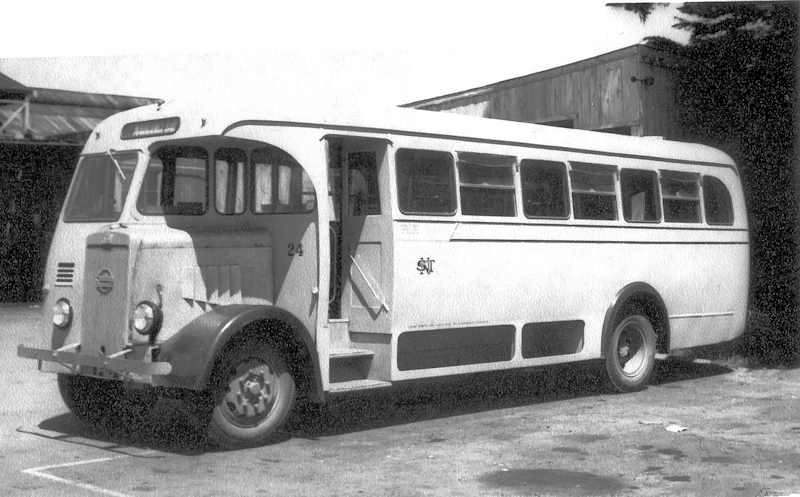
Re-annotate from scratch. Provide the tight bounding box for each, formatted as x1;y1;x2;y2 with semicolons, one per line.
1;304;798;497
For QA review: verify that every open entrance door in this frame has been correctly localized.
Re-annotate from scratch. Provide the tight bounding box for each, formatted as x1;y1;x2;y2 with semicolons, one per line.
327;136;392;334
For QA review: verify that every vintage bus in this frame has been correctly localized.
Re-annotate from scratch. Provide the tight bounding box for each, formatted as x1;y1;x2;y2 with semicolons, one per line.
18;99;749;448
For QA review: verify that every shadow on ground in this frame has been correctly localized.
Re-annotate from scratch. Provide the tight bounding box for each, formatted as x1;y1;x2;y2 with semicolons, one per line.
285;359;731;438
33;358;731;453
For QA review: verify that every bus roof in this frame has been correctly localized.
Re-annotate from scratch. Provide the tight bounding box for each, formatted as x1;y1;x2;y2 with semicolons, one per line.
88;98;737;169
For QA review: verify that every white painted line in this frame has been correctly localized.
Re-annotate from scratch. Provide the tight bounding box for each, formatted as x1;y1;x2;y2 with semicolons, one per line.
22;456;134;497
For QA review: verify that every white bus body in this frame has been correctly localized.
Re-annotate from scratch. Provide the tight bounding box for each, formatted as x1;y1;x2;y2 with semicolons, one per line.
18;100;749;447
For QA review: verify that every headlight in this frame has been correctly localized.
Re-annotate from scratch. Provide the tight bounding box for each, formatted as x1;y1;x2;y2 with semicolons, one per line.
52;299;72;328
132;301;162;336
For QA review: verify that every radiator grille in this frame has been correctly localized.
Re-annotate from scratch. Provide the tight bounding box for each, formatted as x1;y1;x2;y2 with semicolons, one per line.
55;262;75;287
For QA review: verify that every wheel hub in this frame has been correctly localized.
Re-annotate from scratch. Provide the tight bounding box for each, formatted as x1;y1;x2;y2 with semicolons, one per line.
618;326;645;375
222;361;278;427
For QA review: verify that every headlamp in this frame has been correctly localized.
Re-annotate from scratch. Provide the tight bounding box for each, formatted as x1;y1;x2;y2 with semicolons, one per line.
132;301;162;336
52;299;72;328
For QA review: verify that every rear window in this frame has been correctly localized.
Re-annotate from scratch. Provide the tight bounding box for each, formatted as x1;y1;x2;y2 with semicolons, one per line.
396;149;455;215
703;176;734;225
137;146;208;215
457;152;516;217
570;162;618;220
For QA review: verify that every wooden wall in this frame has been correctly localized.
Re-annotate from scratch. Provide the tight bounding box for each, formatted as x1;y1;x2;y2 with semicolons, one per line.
416;46;685;139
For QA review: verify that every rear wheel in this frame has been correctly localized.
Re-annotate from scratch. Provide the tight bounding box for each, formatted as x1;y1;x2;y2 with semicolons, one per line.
604;314;656;392
207;342;296;449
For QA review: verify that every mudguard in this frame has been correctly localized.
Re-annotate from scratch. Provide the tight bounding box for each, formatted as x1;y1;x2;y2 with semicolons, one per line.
157;305;320;394
601;282;669;357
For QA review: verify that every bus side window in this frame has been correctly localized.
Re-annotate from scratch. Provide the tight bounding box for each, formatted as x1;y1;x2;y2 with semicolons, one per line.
569;162;618;220
215;148;246;215
520;159;569;218
457;152;516;217
703;176;734;225
660;171;701;223
621;169;660;223
252;146;316;214
138;146;208;215
396;149;456;215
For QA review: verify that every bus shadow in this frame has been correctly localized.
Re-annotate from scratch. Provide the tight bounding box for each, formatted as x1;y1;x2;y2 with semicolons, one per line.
35;398;212;455
33;359;731;453
284;359;733;439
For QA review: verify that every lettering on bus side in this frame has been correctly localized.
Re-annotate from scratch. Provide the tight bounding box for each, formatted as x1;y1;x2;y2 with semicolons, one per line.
417;257;435;275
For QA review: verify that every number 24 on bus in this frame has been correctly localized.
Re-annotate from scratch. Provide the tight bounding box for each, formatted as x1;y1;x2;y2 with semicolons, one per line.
17;100;748;448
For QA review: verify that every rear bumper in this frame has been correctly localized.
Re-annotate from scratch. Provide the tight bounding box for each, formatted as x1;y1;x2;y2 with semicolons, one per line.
17;345;172;377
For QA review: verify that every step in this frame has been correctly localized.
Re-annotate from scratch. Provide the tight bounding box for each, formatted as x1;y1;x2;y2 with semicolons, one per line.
330;348;374;360
327;379;392;394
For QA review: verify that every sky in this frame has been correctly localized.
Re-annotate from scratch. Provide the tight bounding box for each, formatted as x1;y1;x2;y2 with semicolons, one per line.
0;1;690;108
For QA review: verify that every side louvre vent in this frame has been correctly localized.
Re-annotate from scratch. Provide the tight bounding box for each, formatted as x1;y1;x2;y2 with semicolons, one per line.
55;262;75;287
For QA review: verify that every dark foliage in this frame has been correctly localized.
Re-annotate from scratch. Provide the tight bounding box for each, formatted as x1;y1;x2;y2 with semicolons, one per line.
606;3;668;23
636;3;799;365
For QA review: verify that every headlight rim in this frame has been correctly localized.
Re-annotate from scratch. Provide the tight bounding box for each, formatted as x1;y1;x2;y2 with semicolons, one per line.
132;300;163;337
52;298;72;329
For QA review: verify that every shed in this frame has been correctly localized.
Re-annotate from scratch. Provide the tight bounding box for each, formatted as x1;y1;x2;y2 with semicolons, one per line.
403;44;686;140
0;72;159;301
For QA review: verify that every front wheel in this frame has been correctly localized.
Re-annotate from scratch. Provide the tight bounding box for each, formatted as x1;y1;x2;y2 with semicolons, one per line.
604;314;657;392
207;342;296;449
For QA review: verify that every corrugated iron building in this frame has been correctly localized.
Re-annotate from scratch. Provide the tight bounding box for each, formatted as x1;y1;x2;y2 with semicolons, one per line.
404;44;686;140
0;73;158;301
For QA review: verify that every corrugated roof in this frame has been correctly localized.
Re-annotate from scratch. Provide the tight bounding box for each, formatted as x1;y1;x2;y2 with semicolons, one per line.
0;71;160;144
29;87;159;110
0;72;30;94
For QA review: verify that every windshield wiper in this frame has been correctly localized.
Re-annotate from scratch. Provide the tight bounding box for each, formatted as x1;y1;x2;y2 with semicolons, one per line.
107;149;127;181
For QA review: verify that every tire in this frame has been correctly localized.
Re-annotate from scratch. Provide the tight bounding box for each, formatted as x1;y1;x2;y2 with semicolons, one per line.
57;374;125;426
207;342;296;449
604;314;657;392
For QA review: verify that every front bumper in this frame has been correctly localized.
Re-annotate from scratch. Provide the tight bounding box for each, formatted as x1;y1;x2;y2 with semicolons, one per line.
17;345;172;377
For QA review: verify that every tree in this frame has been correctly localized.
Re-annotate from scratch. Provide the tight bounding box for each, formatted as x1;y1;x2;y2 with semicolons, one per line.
612;2;799;364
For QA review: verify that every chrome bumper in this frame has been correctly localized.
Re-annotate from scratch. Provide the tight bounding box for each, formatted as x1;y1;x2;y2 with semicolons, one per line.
17;345;172;376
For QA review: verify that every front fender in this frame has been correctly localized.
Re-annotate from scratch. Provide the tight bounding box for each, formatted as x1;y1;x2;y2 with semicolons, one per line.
156;305;319;392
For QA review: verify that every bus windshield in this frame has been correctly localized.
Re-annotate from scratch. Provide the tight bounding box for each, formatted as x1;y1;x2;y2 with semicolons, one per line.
63;151;139;222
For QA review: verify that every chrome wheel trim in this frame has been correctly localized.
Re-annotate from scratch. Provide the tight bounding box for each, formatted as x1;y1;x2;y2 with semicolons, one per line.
617;321;647;378
220;359;278;428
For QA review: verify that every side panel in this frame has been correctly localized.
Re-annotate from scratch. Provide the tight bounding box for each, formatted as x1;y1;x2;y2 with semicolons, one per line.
386;136;748;382
391;222;748;381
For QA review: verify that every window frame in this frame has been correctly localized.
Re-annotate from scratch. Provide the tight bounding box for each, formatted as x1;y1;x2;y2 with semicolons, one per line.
456;151;517;217
568;161;620;221
347;150;382;217
659;170;702;224
519;159;571;220
213;147;248;216
63;150;140;223
137;145;209;216
620;168;661;224
702;175;734;226
250;145;316;215
395;148;457;216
